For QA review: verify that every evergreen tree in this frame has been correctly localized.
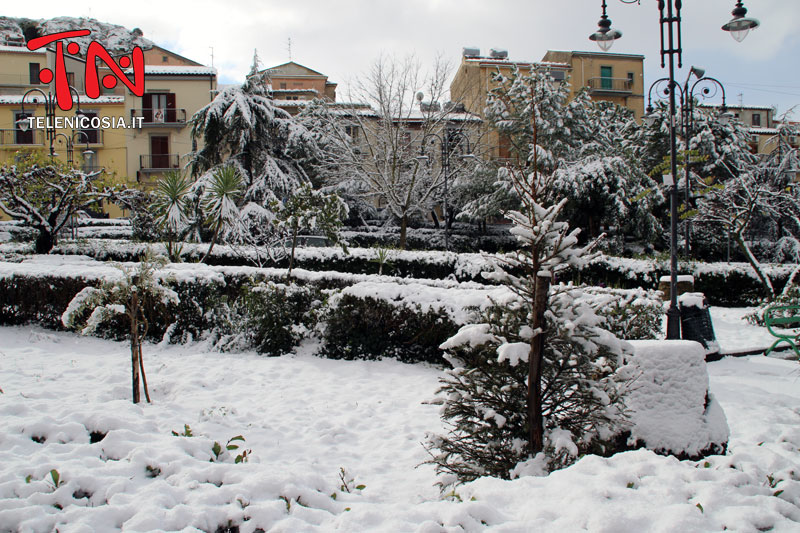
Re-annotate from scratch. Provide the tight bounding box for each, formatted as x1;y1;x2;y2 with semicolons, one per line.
427;69;630;484
190;50;318;245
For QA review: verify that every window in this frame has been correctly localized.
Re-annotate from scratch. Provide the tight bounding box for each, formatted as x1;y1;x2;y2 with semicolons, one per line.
14;111;33;145
79;111;99;144
29;63;40;85
162;55;169;63
143;93;177;122
344;125;359;140
149;135;170;169
627;72;634;88
280;83;287;89
66;72;75;88
752;113;761;127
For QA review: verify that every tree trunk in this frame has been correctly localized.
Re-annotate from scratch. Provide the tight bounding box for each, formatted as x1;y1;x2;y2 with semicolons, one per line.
130;299;141;404
399;213;408;250
288;223;299;277
200;226;220;264
35;229;55;254
735;233;775;299
528;273;551;456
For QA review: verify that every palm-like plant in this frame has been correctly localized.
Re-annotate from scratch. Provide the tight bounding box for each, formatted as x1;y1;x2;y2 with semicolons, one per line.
152;171;192;261
200;165;243;263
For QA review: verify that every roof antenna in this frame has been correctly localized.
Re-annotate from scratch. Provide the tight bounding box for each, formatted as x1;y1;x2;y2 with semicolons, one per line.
287;37;292;61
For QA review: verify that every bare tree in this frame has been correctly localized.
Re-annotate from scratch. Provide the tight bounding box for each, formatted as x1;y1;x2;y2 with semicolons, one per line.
300;54;479;249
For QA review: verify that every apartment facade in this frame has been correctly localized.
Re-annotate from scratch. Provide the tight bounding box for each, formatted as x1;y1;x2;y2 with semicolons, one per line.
262;61;337;115
0;39;216;217
450;47;644;160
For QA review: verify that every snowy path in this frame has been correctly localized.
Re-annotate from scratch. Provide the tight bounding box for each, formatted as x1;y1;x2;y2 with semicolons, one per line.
0;321;799;532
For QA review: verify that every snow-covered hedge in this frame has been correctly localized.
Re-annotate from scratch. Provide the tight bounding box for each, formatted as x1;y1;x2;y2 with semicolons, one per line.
0;256;666;365
579;255;795;306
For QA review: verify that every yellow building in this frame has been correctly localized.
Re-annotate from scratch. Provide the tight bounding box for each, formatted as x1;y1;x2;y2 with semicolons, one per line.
262;61;337;115
697;103;798;155
450;47;645;160
0;39;216;218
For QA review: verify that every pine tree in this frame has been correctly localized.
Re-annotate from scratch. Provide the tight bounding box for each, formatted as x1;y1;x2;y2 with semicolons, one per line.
427;68;630;485
190;50;318;246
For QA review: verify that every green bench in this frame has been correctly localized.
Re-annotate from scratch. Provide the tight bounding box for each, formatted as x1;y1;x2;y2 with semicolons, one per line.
764;305;800;358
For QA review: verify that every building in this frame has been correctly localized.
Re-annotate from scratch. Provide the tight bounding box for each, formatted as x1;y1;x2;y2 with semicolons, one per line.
698;103;799;155
0;37;216;218
261;61;337;115
539;50;645;120
449;47;645;160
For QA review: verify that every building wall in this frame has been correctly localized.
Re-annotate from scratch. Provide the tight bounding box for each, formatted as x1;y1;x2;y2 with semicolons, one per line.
0;44;216;220
0;46;47;94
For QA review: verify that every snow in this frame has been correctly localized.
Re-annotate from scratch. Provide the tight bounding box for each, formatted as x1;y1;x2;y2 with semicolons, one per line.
622;340;729;457
0;315;799;531
679;292;707;309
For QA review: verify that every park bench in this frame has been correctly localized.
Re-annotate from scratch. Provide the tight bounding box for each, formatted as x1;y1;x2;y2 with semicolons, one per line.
764;305;800;358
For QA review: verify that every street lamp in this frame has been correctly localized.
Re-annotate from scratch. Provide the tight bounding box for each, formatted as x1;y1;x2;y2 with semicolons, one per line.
17;87;84;158
721;1;760;43
645;71;729;258
53;130;95;169
589;0;623;51
589;0;759;340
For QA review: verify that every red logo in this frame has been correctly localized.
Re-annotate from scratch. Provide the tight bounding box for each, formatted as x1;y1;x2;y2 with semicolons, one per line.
27;30;145;111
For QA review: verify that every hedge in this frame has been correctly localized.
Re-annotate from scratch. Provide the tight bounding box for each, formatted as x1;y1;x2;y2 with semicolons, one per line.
0;256;665;365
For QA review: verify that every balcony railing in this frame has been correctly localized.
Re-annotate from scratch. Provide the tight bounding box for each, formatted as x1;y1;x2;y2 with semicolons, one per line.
0;129;44;146
140;154;180;171
587;77;634;94
130;108;187;125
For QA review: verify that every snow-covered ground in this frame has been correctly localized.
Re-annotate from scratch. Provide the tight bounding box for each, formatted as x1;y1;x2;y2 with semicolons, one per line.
0;311;798;532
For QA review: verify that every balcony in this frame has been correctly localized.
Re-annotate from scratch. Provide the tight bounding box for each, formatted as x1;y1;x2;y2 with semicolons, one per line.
587;77;634;94
139;154;181;172
0;129;45;146
130;108;187;127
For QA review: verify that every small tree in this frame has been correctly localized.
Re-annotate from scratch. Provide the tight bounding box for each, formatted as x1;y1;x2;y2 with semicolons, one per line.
275;183;349;276
199;165;243;263
427;67;630;484
151;170;192;261
62;251;179;403
695;127;800;298
0;157;114;253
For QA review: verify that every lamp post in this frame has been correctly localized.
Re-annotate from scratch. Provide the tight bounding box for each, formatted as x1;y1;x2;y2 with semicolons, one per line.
645;72;729;258
589;0;758;340
53;130;95;168
17;87;83;158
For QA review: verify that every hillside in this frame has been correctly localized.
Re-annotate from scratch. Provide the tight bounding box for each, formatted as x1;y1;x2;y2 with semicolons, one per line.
0;16;153;55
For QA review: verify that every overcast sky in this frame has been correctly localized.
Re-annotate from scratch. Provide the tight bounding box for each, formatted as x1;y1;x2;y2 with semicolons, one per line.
6;0;800;116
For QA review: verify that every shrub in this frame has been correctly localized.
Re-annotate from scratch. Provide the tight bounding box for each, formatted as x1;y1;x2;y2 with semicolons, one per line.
319;293;458;364
211;281;322;355
426;289;630;487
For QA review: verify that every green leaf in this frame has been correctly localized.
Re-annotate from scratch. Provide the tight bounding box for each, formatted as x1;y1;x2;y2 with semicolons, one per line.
774;490;784;497
703;461;711;468
330;492;337;500
226;444;239;451
355;484;366;490
25;475;32;483
212;441;222;459
228;435;245;442
696;503;704;513
626;482;635;489
50;469;60;487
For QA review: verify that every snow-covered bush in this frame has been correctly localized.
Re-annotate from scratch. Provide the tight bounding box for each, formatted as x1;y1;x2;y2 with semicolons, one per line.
320;293;458;364
210;281;322;355
426;288;630;486
581;286;664;340
61;252;179;403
